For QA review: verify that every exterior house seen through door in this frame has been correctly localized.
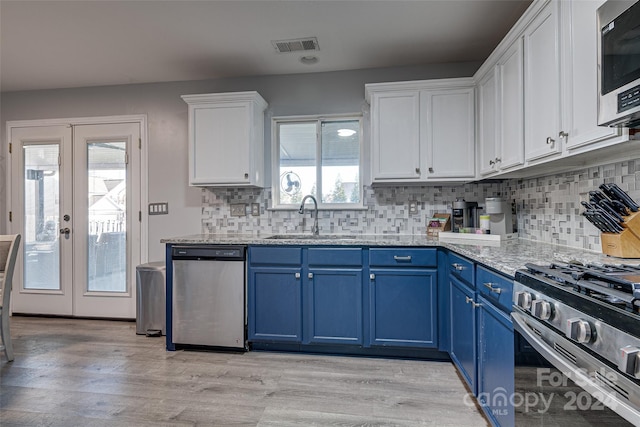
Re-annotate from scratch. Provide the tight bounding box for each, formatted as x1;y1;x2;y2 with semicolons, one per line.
7;117;146;318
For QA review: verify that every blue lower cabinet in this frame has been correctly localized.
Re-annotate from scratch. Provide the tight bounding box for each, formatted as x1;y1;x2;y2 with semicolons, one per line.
477;295;515;427
307;269;363;345
450;275;477;394
369;269;437;348
248;267;302;342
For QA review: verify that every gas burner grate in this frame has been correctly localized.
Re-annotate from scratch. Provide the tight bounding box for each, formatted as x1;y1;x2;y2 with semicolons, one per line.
524;262;640;313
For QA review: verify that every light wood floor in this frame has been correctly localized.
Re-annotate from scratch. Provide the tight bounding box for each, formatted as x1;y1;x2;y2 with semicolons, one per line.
1;317;488;426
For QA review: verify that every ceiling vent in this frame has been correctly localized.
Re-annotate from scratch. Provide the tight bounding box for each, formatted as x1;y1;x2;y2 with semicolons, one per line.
272;37;319;53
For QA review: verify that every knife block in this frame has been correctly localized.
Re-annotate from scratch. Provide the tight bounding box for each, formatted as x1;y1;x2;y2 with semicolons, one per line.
600;211;640;258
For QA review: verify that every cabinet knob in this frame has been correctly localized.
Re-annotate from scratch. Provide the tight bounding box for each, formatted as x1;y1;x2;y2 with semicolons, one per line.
370;273;375;280
546;137;555;146
415;167;421;174
495;157;501;163
295;272;300;279
308;272;314;279
244;173;249;179
428;167;434;173
489;160;495;166
559;131;568;139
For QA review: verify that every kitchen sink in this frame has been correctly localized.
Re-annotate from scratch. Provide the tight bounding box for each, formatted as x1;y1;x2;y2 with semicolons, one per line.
264;234;357;240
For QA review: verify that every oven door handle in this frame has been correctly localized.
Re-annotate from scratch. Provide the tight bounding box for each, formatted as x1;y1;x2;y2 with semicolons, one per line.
512;311;640;424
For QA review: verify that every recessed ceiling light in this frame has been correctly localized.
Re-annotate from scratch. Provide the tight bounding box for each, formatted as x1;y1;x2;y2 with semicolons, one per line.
337;129;356;137
300;56;318;65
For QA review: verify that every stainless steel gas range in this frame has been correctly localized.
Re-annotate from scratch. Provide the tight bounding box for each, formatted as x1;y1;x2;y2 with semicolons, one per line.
513;262;640;425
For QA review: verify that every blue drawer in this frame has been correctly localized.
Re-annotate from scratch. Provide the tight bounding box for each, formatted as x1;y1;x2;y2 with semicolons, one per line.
448;252;474;285
476;265;513;313
369;248;437;267
308;247;362;267
249;246;302;266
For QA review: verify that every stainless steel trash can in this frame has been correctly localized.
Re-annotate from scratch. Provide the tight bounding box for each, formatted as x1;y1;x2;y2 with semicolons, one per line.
136;262;166;336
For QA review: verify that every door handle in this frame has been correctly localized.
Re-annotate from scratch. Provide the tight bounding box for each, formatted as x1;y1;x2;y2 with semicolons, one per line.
60;227;70;235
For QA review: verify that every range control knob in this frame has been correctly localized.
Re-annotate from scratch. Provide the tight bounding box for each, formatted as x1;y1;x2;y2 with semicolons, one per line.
566;318;593;343
618;346;640;379
531;299;553;320
514;291;532;310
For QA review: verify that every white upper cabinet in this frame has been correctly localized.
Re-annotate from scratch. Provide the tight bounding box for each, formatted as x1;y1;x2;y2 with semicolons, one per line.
498;39;525;171
366;78;475;184
477;68;499;177
477;39;525;178
423;87;475;179
474;0;628;180
560;0;622;151
182;91;267;187
523;0;563;162
369;90;421;181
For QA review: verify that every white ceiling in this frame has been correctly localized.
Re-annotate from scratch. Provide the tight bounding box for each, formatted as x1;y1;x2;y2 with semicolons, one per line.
0;0;532;93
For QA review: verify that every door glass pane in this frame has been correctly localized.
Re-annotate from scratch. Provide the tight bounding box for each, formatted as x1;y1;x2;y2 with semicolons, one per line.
87;141;127;292
23;144;60;290
278;122;317;205
321;120;360;204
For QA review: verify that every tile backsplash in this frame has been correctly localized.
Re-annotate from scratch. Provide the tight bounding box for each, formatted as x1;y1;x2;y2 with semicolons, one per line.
506;159;640;251
200;159;640;252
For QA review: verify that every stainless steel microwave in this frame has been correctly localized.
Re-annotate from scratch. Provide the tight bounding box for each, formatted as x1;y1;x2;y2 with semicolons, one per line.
597;0;640;127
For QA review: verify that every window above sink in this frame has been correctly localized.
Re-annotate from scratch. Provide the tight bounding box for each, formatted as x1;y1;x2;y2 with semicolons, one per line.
272;114;364;210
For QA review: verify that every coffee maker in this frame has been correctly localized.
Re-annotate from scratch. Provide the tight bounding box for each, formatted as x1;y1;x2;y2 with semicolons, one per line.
484;197;513;236
452;199;478;232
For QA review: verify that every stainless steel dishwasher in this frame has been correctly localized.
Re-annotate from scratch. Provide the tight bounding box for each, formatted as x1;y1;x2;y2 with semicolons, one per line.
171;245;246;350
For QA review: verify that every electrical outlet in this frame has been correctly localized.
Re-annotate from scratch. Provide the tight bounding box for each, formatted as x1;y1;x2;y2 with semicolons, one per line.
251;203;260;216
408;201;418;215
230;204;246;217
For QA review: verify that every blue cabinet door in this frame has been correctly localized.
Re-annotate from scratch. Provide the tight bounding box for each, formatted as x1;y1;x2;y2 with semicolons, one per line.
478;295;514;427
450;275;477;393
368;269;437;348
248;267;302;342
307;269;363;345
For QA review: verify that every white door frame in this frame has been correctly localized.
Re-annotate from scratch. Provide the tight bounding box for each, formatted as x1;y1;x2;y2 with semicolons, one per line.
5;115;149;316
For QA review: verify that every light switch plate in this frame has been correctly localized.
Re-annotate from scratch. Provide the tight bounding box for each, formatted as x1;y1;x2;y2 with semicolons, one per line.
149;202;169;215
251;203;260;216
230;203;246;217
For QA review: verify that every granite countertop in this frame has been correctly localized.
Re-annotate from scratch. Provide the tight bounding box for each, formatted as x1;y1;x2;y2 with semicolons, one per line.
161;233;640;278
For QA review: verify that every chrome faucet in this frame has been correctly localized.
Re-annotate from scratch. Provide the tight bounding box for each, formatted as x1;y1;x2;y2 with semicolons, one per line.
298;195;319;235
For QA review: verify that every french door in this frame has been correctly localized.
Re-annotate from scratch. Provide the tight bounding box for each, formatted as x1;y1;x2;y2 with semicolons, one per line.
9;120;143;318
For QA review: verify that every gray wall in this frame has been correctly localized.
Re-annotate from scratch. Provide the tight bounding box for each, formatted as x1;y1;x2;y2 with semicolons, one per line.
1;61;480;261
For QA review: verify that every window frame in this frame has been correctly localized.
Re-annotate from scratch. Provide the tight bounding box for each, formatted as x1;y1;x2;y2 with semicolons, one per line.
271;114;364;210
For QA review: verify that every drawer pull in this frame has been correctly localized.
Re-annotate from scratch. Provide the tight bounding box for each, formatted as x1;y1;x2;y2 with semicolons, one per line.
370;273;375;280
465;296;481;308
483;282;502;294
393;255;412;262
295;273;300;279
308;273;314;279
452;263;465;271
